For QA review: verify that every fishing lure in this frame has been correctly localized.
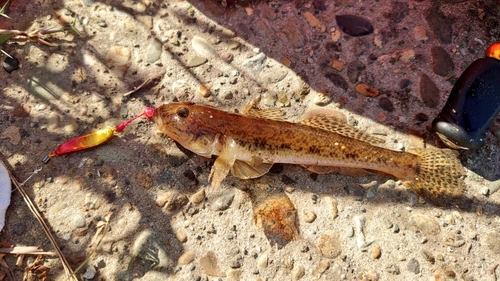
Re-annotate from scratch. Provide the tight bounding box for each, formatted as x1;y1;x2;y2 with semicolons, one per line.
43;107;155;163
433;42;500;149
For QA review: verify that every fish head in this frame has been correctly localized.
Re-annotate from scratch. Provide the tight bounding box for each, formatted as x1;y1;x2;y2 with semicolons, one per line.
154;102;221;157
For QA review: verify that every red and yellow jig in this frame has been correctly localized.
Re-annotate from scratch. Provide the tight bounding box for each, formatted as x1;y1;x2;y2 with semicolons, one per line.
42;107;155;163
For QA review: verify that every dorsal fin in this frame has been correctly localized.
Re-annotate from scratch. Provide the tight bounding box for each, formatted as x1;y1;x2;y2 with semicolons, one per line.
300;114;385;144
246;108;287;121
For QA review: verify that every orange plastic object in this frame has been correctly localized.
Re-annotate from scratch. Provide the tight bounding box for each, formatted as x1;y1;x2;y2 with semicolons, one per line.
48;128;115;157
485;42;500;60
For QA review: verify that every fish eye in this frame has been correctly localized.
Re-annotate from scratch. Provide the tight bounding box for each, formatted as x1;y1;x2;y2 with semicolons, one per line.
176;107;189;118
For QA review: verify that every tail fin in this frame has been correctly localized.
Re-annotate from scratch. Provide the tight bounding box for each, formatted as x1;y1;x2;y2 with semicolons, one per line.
405;148;465;205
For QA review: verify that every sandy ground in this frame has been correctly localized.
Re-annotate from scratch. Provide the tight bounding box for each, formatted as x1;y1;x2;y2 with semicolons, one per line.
1;0;500;280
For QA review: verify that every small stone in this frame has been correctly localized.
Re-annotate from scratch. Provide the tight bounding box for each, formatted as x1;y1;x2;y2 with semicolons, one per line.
132;229;171;272
13;104;31;117
399;49;415;63
146;39;162;63
190;188;206;204
371;244;381;259
281;57;292;67
200;251;226;277
191;35;216;58
257;253;268;269
413;26;428;41
324;71;349;91
1;126;21;145
64;118;79;134
106;46;130;68
425;6;452;44
292;264;305;280
3;55;20;74
211;188;235;211
378;96;394;112
317;230;342;258
83;266;96;279
176;229;187;243
303;209;317;223
186;56;207;68
198;84;211;98
443;233;466;247
47;113;60;130
362;270;380;281
313;91;331;105
320;197;337;219
431;46;454;76
421;249;435;264
409;214;440;235
242;53;267;72
406;258;420;274
386;264;401;275
311;259;330;279
162;191;188;212
355;83;379;97
487;180;500;195
336;14;374;36
331;29;341;42
419;73;440;108
304;12;326;32
178;251;195;265
331;60;345;71
73;215;86;228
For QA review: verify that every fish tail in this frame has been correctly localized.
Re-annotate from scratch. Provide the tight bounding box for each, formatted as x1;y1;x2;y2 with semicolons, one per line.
404;148;465;205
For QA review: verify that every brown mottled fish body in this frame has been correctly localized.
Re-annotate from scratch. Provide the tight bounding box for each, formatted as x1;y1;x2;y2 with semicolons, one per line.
154;102;464;204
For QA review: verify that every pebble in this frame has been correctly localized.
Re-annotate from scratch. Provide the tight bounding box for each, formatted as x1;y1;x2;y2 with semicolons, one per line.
317;230;342;258
335;14;374;36
190;188;206;204
386;264;401;275
324;71;349;91
331;29;341;42
47;113;61;130
177;251;195;265
421;249;435;264
261;5;276;20
64;118;79;134
156;190;188;211
281;18;305;48
281;57;292;67
431;46;454;76
73;214;86;228
191;35;216;58
331;60;345;71
425;6;453;43
399;49;415;63
303;209;317;223
292;264;305;280
313;91;331;105
257;253;268;269
3;55;19;74
146;39;162;63
186;56;207;68
325;197;338;219
311;259;330;279
105;46;130;70
371;244;381;259
242;53;267;72
406;258;420;274
408;214;440;235
419;73;440;108
13;104;31;117
211;188;235;211
254;195;298;246
413;26;428;41
175;228;187;243
200;251;226;277
304;12;326;32
83;266;97;279
0;126;21;145
487;179;500;195
355;83;379;97
443;233;466;247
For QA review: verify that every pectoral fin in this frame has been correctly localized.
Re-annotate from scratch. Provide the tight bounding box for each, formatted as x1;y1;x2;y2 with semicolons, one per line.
300;114;385;144
231;159;273;179
209;138;238;189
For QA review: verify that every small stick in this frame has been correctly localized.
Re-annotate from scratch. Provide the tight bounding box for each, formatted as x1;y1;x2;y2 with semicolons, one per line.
491;263;499;281
123;77;153;97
